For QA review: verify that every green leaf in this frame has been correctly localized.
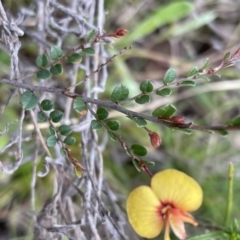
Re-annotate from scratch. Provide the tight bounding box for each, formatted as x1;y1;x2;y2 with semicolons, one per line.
123;2;193;43
128;116;147;127
152;104;176;117
86;29;95;42
140;81;154;93
59;125;72;136
226;116;240;126
187;66;199;77
60;148;67;157
36;54;48;68
64;136;76;145
67;53;82;63
108;131;117;141
50;46;63;60
82;47;95;55
50;64;63;75
21;91;38;110
73;97;87;113
131;144;147;156
37;69;51;79
163;68;176;85
41;99;54;111
223;52;231;61
135;95;151;104
96;107;109;120
111;84;129;102
37;112;46;122
91;120;102;130
49;126;56;136
199;58;209;71
214;130;228;136
50;110;64;123
181;80;196;87
107;120;120;131
132;158;141;172
46;135;57;147
156;88;172;96
74;166;82;178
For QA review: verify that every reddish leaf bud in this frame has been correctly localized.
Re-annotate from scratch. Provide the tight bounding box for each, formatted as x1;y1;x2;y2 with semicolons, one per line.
109;28;129;38
170;115;185;124
149;132;161;148
115;28;128;37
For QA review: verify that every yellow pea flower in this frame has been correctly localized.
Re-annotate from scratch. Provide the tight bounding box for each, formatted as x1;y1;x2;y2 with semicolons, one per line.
127;169;203;240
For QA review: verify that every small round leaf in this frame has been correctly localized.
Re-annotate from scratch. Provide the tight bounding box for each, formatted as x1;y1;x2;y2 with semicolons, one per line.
152;104;177;118
50;46;63;60
41;99;54;111
59;125;72;136
36;54;48;68
91;120;102;130
111;84;129;102
131;144;147;156
140;81;153;93
181;80;196;87
21;91;38;110
106;120;120;131
127;116;147;127
223;52;231;61
60;148;67;157
50;110;63;123
64;136;76;146
108;131;117;141
37;112;46;122
82;47;95;55
67;53;82;63
156;88;172;96
135;95;151;104
163;68;176;85
187;66;199;77
37;69;51;79
73;97;87;113
49;126;56;136
96;108;109;120
50;64;63;75
46;135;57;147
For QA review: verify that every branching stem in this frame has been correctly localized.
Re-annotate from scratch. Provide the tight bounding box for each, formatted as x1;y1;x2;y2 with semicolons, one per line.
1;78;240;133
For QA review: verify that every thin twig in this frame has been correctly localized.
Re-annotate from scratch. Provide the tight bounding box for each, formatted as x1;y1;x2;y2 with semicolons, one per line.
1;78;240;132
72;46;132;87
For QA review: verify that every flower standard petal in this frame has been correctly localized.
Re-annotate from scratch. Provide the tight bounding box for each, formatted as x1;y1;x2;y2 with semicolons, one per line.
151;169;203;211
127;186;164;238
